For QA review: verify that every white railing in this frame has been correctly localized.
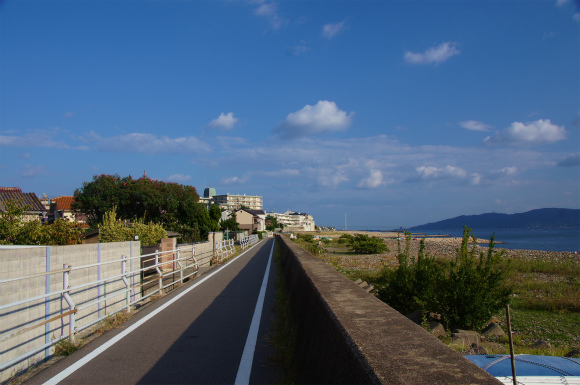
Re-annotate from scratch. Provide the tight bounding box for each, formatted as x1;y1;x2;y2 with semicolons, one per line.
214;239;235;263
0;244;202;374
240;234;260;249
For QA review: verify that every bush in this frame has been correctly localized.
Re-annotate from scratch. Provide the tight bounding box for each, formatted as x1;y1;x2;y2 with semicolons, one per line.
349;234;389;254
377;232;442;315
98;207;167;246
338;234;354;244
375;228;511;330
436;227;512;330
297;234;314;242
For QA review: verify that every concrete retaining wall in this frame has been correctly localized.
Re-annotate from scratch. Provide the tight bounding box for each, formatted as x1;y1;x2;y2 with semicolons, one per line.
277;235;501;384
0;241;141;382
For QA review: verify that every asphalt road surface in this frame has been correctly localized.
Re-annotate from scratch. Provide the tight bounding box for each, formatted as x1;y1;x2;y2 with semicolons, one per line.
24;238;281;385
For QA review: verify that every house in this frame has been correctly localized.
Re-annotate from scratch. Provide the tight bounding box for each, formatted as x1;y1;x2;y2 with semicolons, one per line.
0;187;46;221
49;196;87;223
234;209;266;234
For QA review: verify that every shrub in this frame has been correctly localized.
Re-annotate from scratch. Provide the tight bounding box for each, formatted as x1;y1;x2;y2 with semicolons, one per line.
436;227;512;330
349;234;389;254
375;227;512;330
297;234;314;242
98;207;167;246
338;234;354;244
377;233;442;315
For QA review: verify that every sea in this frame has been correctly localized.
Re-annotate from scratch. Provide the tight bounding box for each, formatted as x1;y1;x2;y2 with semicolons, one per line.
401;228;579;252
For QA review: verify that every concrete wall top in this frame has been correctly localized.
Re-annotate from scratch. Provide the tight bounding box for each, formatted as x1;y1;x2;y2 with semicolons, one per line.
279;235;501;385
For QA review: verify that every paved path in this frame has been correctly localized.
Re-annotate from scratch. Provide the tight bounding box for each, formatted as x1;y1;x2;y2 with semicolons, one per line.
24;239;281;385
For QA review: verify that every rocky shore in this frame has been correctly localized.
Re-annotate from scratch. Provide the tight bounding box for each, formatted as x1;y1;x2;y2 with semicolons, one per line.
318;231;580;271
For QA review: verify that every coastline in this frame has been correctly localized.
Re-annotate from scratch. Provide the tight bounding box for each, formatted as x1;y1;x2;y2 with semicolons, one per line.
313;230;579;271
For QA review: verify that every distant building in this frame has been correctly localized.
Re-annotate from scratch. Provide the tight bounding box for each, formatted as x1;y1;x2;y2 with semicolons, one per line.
199;188;263;211
268;210;315;232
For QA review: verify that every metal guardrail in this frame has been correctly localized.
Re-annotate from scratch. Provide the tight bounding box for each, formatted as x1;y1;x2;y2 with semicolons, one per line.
0;244;203;373
240;234;259;249
215;239;235;263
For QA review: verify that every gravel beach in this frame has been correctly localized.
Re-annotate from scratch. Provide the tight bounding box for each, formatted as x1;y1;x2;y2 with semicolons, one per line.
316;231;580;271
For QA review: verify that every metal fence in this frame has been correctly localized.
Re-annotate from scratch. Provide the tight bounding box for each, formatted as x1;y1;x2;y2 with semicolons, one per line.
0;244;206;375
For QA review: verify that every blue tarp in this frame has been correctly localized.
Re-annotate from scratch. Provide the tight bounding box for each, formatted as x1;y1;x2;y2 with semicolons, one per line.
465;355;580;377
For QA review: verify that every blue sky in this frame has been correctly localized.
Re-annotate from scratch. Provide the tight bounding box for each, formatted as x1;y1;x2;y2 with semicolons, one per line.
1;0;579;229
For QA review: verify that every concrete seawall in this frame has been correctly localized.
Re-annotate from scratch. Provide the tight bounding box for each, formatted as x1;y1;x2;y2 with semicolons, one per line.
277;235;501;384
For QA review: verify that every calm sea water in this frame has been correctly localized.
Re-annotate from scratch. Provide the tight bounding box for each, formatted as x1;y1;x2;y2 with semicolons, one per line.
410;228;580;252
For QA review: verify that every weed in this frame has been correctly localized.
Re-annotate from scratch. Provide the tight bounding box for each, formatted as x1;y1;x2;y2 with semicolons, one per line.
54;338;82;356
95;312;132;335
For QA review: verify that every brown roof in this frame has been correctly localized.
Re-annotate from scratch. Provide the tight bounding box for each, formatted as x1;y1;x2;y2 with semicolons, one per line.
0;191;45;213
51;196;75;211
0;187;23;193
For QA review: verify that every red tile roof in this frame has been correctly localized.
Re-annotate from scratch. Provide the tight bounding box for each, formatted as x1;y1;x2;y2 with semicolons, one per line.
51;196;75;211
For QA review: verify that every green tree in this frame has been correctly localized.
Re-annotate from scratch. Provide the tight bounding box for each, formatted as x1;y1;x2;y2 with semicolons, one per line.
220;212;239;232
208;204;222;232
73;174;210;242
349;234;389;254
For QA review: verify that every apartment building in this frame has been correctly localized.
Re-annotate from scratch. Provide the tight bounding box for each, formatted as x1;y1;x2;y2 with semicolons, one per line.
268;210;315;232
200;188;263;211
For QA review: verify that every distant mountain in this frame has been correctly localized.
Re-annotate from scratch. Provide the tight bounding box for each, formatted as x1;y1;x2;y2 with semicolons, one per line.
409;208;580;231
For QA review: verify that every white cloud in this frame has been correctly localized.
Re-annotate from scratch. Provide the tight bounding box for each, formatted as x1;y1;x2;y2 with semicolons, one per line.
21;165;44;178
0;128;83;149
253;1;283;29
274;100;354;139
322;21;346;39
470;173;482;185
63;112;74;118
557;153;580;167
416;165;467;180
82;131;209;154
207;112;239;130
556;0;570;7
167;174;192;183
221;175;249;185
404;42;460;65
459;120;492;132
216;136;247;148
19;153;31;159
317;170;349;188
286;45;309;56
255;169;300;178
357;170;384;189
484;119;566;146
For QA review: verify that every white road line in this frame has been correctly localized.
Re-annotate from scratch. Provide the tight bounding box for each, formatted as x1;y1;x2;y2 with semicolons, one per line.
234;239;275;385
41;240;266;385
